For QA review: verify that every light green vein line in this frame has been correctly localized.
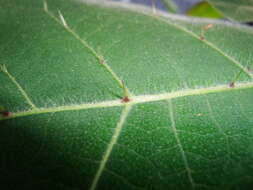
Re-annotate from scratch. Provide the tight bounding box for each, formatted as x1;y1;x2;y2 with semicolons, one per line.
43;1;131;95
205;98;232;160
168;99;195;189
154;16;253;79
89;105;132;190
1;99;123;121
0;65;37;109
133;81;253;103
1;81;253;121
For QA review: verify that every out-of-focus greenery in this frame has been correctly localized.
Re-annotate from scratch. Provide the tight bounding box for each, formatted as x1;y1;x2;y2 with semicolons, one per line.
161;0;178;13
186;1;223;19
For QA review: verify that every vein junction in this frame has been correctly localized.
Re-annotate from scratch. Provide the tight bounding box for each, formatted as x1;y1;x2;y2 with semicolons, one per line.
1;2;253;189
1;1;251;121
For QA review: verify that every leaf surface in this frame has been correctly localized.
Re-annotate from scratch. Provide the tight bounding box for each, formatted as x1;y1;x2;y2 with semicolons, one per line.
0;0;253;189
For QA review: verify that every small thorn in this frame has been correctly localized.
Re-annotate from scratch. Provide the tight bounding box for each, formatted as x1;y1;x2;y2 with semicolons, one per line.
229;82;235;88
120;80;131;103
99;57;105;64
58;10;68;28
121;80;130;98
0;64;7;73
200;36;205;40
230;70;243;88
200;24;213;40
121;96;131;103
203;24;213;30
43;0;48;12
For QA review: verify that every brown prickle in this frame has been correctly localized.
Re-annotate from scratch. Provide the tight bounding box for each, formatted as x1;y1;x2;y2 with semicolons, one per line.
121;96;131;103
229;82;235;88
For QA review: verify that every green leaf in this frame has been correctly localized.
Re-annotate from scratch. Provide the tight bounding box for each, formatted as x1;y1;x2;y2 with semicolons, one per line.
1;0;253;189
207;0;253;22
187;1;224;19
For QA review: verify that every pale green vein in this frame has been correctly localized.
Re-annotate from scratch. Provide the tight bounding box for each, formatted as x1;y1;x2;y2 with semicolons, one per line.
205;99;232;161
153;16;253;79
89;105;132;190
206;99;226;135
1;81;253;121
0;64;37;109
168;99;195;189
133;81;253;104
43;0;131;96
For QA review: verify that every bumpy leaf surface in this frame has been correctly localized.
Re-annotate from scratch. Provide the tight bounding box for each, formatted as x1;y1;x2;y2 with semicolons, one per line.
0;0;253;189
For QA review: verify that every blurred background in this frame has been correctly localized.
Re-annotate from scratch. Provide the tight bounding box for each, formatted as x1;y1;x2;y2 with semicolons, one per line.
114;0;253;26
115;0;201;13
112;0;226;20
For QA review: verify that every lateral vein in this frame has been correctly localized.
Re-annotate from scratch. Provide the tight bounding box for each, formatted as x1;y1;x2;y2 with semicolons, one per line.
0;65;37;109
43;0;131;96
89;105;132;190
168;100;195;189
154;16;253;79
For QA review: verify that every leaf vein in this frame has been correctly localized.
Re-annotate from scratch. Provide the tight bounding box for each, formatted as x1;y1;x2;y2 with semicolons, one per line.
154;16;253;79
43;0;131;96
89;105;132;190
0;65;37;109
1;81;253;121
168;99;195;189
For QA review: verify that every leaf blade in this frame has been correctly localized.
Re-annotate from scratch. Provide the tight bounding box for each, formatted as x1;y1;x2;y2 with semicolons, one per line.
0;0;253;189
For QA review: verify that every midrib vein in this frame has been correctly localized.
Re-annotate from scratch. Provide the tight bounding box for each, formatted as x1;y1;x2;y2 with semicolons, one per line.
43;1;131;95
1;81;253;121
154;16;253;79
89;105;132;190
168;100;195;189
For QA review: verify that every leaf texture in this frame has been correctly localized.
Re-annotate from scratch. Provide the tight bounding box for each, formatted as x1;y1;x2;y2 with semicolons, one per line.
0;0;253;189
